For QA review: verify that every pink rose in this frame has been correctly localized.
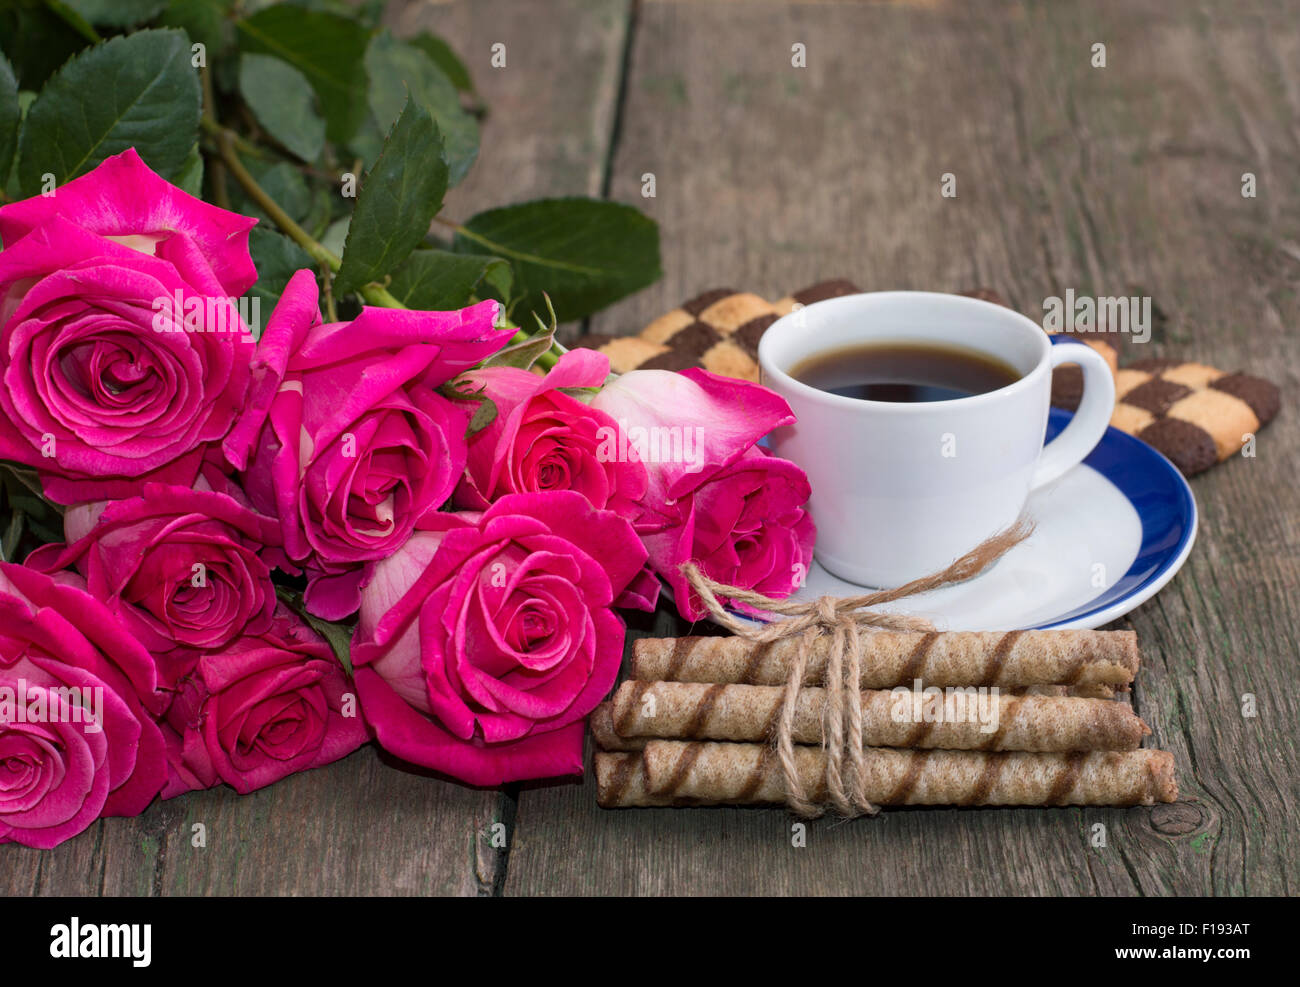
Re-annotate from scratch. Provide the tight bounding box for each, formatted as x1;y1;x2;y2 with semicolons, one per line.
352;491;646;786
0;150;261;504
159;608;367;797
0;148;257;297
0;562;166;849
453;348;659;609
455;348;645;515
589;366;815;619
239;270;514;619
589;366;797;505
26;481;281;667
644;446;816;618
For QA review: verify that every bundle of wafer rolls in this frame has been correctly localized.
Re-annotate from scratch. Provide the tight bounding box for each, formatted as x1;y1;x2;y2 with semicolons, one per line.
594;630;1178;810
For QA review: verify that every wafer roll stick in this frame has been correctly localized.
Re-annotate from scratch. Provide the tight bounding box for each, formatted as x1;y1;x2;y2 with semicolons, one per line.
598;741;1176;808
608;681;1149;752
1015;683;1119;700
591;702;647;752
594;753;671;807
632;630;1139;688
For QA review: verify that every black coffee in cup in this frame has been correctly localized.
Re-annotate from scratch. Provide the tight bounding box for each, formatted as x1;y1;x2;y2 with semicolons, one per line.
790;341;1020;403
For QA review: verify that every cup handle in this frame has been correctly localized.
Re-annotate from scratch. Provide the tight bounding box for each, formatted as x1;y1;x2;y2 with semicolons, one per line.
1029;341;1117;491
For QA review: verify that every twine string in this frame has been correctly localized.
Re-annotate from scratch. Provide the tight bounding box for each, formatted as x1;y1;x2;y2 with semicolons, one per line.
776;630;815;816
680;517;1034;818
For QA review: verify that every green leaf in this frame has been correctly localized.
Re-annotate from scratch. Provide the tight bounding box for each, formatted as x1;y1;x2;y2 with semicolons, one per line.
440;378;499;436
236;4;370;144
335;97;448;296
342;111;385;168
348;0;387;29
286;0;379;20
246;226;314;316
300;181;335;239
0;508;23;563
159;0;233;54
480;257;514;303
41;1;101;41
481;333;556;373
308;616;355;675
453;198;661;322
174;143;203;197
387;249;511;310
320;216;350;259
408;32;475;95
236;157;311;223
16;29;201;196
275;586;355;675
238;53;325;162
0;462;63;519
481;294;557;371
62;0;166;28
466;397;498;436
364;31;477;186
0;52;18;186
0;5;89;90
558;385;601;402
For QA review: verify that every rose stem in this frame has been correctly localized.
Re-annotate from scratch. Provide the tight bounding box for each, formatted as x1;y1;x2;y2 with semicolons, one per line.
202;113;564;372
201;117;406;310
199;68;232;211
320;265;339;324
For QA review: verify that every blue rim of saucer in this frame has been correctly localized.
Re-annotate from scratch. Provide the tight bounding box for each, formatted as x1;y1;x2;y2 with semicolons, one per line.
753;336;1197;629
1029;405;1197;628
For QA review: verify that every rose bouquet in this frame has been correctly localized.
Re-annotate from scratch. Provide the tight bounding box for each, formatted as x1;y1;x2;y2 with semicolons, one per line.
0;3;813;849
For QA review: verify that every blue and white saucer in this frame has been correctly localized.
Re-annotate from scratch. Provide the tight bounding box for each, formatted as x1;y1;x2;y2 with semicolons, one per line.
766;408;1197;630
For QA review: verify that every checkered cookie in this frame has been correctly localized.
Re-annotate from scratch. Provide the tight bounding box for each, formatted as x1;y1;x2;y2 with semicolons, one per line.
953;291;1280;474
583;280;860;381
1047;331;1121;409
585;282;1120;396
1109;359;1280;475
582;284;1279;476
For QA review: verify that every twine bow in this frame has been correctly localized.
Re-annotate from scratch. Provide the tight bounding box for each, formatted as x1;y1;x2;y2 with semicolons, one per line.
680;518;1034;818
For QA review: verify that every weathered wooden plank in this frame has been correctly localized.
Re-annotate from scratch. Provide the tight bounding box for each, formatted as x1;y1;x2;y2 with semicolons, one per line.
1012;0;1300;898
392;0;631;211
149;747;510;896
392;0;635;341
508;0;1300;894
1;748;511;896
0;0;632;896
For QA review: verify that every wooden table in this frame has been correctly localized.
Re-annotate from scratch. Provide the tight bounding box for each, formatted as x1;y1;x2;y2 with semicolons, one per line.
4;0;1296;896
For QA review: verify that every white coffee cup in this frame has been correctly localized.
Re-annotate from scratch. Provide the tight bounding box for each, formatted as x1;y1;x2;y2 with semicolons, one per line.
758;291;1115;588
